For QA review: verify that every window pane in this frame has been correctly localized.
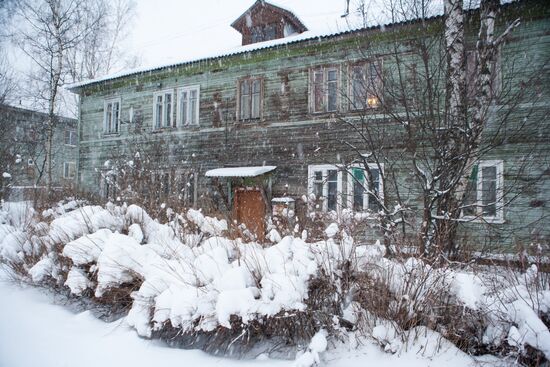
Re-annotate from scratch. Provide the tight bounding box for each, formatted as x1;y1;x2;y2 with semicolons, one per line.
313;171;323;198
481;166;497;216
327;169;337;211
180;91;188;125
313;71;324;112
106;103;112;132
368;168;380;211
367;62;381;107
252;81;260;119
113;102;120;133
165;94;172;127
327;70;337;111
240;81;250;120
463;165;478;216
155;96;163;128
352;66;366;109
190;96;197;125
352;168;364;211
265;24;277;40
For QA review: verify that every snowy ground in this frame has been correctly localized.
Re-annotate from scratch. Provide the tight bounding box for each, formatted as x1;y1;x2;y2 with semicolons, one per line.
0;277;486;367
0;278;288;367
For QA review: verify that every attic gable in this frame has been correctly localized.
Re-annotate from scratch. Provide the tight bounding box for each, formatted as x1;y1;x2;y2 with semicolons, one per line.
231;0;308;46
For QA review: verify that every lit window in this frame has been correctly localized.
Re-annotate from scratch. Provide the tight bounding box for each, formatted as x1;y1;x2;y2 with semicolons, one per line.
350;60;382;109
462;160;504;222
104;98;120;134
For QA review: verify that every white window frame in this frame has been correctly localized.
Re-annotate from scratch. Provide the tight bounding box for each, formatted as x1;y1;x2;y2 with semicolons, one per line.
307;164;344;212
64;129;77;146
309;66;340;114
63;162;76;179
177;85;200;126
103;98;121;134
346;163;385;212
461;160;504;223
153;90;174;129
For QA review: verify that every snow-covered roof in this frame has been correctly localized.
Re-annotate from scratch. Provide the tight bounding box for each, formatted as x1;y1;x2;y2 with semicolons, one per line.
205;166;277;178
271;197;295;203
67;27;361;91
66;0;523;92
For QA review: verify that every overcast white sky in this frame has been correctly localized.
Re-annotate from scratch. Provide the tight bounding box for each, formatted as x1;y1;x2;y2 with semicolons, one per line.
123;0;379;70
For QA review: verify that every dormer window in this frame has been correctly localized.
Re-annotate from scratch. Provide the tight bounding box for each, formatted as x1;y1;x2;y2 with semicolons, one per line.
251;24;277;43
231;1;307;46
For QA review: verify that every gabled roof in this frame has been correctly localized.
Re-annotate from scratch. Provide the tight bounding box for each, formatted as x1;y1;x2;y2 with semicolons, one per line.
230;0;307;34
67;0;539;92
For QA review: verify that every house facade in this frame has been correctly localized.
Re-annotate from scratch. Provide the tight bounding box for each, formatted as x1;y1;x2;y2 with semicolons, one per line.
0;104;78;200
70;0;550;247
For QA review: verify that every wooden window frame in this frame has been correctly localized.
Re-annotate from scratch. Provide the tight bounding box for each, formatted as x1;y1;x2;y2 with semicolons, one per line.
307;164;344;212
346;163;385;212
153;90;175;130
64;129;77;146
348;59;383;111
461;160;504;223
63;162;76;179
103;97;121;135
309;66;341;114
177;85;200;127
237;77;264;121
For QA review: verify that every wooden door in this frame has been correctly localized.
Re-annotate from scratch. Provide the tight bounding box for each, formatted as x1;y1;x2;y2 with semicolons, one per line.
233;188;266;242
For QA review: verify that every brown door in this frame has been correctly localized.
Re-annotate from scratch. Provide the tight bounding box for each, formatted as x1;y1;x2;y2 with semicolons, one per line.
233;188;266;242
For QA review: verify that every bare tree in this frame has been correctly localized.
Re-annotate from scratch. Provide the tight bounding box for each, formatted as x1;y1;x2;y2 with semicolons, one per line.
333;0;541;259
13;0;136;194
67;0;138;82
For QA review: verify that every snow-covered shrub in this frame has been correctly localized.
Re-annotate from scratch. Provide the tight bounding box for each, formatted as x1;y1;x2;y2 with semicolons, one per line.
1;199;548;364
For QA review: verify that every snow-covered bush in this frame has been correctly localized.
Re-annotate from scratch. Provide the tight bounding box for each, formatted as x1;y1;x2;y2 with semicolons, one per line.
0;199;548;364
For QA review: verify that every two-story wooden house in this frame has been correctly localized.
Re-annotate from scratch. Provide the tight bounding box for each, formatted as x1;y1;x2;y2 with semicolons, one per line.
69;0;550;247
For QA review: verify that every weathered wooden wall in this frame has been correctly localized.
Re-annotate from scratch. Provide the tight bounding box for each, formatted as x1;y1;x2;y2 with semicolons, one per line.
75;0;550;248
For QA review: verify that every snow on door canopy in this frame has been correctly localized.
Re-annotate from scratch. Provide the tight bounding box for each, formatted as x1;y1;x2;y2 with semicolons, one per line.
205;166;276;177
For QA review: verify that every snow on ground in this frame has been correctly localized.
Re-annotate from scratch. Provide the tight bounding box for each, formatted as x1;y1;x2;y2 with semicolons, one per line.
0;277;488;367
0;279;287;367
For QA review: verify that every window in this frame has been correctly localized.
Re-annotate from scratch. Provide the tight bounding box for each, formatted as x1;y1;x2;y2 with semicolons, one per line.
104;99;120;134
308;165;343;212
350;60;382;109
178;86;200;126
462;160;504;222
154;91;174;129
251;24;278;43
238;78;262;120
310;67;339;113
179;171;197;207
63;162;76;179
64;130;77;146
347;164;384;212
